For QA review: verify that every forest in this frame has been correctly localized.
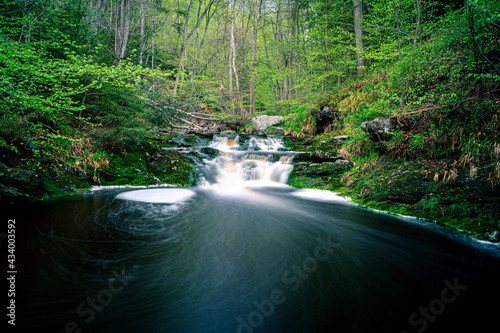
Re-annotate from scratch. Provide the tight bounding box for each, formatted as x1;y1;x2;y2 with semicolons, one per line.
1;0;499;237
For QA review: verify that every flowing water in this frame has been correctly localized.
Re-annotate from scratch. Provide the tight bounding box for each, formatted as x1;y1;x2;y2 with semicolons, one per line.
7;135;500;333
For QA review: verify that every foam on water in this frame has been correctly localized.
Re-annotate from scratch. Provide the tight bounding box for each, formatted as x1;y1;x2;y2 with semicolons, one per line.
291;188;353;203
115;188;196;203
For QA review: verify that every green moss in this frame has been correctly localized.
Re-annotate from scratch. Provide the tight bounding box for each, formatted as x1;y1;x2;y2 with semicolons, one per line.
98;146;195;187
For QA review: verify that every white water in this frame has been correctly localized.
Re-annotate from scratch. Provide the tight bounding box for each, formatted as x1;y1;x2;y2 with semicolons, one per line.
116;188;196;203
199;135;295;191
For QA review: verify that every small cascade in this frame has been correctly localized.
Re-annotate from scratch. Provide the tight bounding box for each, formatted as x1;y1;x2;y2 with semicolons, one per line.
198;135;296;189
210;135;239;148
247;136;287;151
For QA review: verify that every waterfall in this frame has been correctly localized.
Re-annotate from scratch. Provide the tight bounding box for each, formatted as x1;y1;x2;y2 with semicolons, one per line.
198;135;295;189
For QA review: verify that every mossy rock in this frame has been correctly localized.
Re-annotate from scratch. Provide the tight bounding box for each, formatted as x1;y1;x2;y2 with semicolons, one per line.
148;149;195;186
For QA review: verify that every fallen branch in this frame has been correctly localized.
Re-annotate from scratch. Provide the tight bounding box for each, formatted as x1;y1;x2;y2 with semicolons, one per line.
392;105;445;118
174;117;203;130
188;111;221;118
142;97;221;121
166;121;196;131
168;107;220;121
37;122;60;135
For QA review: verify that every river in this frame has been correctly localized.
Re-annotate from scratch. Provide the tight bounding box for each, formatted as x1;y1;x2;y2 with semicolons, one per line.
6;135;500;333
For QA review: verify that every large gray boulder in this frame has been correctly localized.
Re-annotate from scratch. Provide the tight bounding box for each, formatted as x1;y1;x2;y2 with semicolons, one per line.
360;117;393;141
251;115;284;132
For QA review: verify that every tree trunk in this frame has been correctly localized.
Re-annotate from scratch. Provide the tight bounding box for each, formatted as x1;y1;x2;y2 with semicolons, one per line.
115;0;124;59
151;34;155;69
353;0;364;77
263;32;278;111
250;0;262;114
139;0;145;65
230;0;243;114
173;0;194;96
91;0;110;30
116;0;130;64
119;0;131;62
414;0;421;48
173;0;215;96
393;0;401;57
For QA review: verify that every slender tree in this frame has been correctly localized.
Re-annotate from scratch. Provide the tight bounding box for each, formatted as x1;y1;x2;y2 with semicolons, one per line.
353;0;364;77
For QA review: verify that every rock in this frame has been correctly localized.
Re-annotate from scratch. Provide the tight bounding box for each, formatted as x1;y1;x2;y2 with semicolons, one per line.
291;160;352;188
251;115;285;132
313;106;341;121
312;106;341;134
360;117;393;141
266;126;284;135
334;159;354;169
8;169;42;193
22;138;42;152
64;164;85;178
293;162;310;172
294;150;343;163
0;184;28;203
199;147;219;158
0;161;11;173
320;135;352;147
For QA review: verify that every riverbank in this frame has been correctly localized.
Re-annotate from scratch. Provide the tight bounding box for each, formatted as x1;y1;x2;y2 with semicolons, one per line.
286;134;500;242
0;134;197;203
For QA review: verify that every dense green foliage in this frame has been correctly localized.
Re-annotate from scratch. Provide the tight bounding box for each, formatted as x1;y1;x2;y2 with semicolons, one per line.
0;0;189;191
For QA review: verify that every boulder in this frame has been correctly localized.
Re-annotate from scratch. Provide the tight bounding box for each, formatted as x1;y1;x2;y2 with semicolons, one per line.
313;106;341;122
0;161;10;173
251;115;284;132
312;106;341;134
294;150;343;163
320;135;352;148
199;147;219;158
9;169;43;193
0;184;28;203
0;162;42;196
360;117;393;141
